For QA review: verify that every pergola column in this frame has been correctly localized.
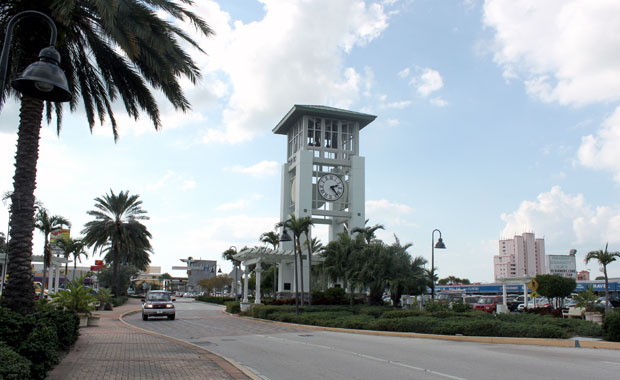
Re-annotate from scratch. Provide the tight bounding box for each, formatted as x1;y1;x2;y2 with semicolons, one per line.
255;261;262;304
243;266;249;303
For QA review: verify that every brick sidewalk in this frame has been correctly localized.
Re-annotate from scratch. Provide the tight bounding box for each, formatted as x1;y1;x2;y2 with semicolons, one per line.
47;298;253;380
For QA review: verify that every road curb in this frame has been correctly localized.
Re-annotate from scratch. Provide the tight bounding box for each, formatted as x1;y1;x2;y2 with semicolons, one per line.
238;315;620;350
119;309;263;380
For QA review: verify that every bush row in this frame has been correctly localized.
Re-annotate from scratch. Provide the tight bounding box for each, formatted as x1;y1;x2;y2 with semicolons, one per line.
0;305;79;380
196;295;235;305
603;310;620;342
247;305;605;340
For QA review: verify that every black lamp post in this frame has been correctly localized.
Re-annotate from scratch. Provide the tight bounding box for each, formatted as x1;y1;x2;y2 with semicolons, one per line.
431;229;446;300
0;10;71;109
279;227;298;315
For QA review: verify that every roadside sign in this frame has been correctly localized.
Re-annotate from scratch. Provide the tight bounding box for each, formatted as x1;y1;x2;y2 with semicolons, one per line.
95;260;104;266
90;265;104;271
527;279;539;292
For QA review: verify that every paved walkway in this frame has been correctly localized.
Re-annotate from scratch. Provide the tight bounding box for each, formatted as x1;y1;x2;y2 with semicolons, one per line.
47;298;253;380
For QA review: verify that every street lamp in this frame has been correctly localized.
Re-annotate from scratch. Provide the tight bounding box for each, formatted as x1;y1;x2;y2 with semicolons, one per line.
279;227;299;315
431;229;446;300
0;10;71;108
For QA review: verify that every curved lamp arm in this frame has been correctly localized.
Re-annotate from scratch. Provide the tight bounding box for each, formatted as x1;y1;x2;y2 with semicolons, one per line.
0;10;58;93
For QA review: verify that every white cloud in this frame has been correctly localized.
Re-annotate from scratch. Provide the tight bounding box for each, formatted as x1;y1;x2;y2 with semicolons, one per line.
501;186;620;246
366;199;417;235
187;0;391;144
430;97;448;107
216;199;250;211
578;106;620;182
383;100;412;109
227;160;279;178
483;0;620;106
414;68;444;97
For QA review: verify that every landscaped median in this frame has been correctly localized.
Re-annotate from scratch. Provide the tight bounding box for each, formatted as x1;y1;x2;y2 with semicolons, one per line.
224;302;620;347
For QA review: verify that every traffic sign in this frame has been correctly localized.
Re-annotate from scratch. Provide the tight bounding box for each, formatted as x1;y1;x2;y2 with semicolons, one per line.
527;279;539;292
95;260;104;266
90;265;104;271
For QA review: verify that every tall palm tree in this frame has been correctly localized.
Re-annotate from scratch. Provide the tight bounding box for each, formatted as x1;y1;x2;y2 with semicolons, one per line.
34;207;70;298
56;236;86;284
585;243;620;310
82;190;152;296
351;220;384;244
304;236;322;305
222;246;240;300
1;1;212;314
260;231;279;296
278;215;313;306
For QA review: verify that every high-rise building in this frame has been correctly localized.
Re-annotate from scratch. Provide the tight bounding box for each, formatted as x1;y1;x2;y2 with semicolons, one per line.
494;232;546;281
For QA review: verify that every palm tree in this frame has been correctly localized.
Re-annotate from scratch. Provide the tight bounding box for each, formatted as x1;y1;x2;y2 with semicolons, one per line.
34;208;70;298
351;220;385;244
56;236;86;284
1;2;212;315
278;215;313;306
260;231;279;296
585;243;620;310
304;237;322;305
222;246;240;300
82;190;152;296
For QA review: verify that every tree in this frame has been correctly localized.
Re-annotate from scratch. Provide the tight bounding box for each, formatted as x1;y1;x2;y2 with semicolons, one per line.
82;190;152;296
321;232;365;305
55;236;87;283
222;246;241;300
438;276;471;285
304;236;323;305
159;273;172;291
98;265;139;294
585;244;620;310
260;231;280;296
278;215;313;306
534;274;576;309
351;220;384;244
34;207;70;298
0;1;213;315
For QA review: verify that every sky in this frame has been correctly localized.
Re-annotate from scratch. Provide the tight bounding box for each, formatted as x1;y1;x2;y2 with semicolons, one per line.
2;0;620;283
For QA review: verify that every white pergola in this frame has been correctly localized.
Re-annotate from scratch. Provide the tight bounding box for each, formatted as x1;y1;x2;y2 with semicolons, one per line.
233;246;324;307
0;253;69;295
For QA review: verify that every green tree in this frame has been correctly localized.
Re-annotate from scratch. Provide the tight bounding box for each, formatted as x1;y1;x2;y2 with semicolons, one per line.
55;236;86;284
222;246;242;299
321;232;365;305
585;244;620;310
351;220;384;244
82;190;152;296
278;215;313;306
534;274;576;308
97;265;139;295
1;1;213;315
159;273;172;291
304;236;323;305
438;276;471;285
260;231;280;296
34;207;70;298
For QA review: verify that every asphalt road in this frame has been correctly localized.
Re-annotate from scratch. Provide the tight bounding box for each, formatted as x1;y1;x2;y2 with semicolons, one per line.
125;298;620;380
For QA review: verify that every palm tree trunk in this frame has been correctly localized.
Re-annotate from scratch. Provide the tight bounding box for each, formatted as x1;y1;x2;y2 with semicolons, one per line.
1;96;44;314
112;246;119;296
306;233;312;306
73;259;77;281
297;237;304;306
604;266;610;311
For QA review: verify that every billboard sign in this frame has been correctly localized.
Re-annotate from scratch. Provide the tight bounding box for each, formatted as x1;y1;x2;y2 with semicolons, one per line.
546;255;577;278
50;229;70;245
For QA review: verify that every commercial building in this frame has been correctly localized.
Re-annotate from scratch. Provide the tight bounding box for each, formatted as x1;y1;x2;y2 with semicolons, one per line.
494;232;546;281
546;251;577;278
172;257;219;292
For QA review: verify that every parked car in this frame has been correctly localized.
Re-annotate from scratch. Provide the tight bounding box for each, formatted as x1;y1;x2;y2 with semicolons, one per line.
473;296;503;313
141;290;176;321
507;295;525;312
517;297;550;311
463;295;481;308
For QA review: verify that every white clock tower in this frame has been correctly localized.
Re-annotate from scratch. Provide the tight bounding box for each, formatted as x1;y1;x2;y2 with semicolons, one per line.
274;105;376;296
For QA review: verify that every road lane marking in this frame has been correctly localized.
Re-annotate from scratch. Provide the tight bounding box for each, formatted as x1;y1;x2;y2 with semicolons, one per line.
260;335;468;380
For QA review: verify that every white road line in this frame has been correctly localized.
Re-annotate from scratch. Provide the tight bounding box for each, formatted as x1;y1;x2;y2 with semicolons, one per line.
260;335;468;380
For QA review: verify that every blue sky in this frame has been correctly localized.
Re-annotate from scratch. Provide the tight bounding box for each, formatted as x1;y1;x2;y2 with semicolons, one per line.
2;0;620;282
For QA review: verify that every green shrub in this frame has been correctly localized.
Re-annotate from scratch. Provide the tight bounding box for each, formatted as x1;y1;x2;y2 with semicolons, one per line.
0;342;31;380
357;306;392;318
196;296;235;305
381;310;426;319
603;310;620;342
0;307;30;349
36;309;79;351
18;321;59;380
424;302;451;312
111;296;128;307
451;302;471;313
325;287;346;300
226;301;241;314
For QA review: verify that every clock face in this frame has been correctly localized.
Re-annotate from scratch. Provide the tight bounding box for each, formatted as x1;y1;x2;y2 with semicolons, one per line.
318;174;344;201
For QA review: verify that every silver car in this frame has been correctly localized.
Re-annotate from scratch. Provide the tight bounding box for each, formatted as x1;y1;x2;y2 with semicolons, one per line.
142;291;176;320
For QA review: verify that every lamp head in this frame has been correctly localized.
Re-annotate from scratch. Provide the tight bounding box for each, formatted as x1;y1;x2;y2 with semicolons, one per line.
12;46;71;102
279;228;292;242
435;237;446;249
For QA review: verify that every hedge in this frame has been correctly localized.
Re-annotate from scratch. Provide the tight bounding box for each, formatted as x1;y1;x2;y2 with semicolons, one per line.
196;296;235;305
0;306;80;380
603;310;620;342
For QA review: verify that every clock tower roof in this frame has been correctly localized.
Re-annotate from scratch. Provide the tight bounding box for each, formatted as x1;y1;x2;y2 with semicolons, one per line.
272;104;376;135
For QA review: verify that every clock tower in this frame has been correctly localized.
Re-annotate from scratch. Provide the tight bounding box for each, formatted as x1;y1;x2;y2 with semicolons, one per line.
274;105;376;296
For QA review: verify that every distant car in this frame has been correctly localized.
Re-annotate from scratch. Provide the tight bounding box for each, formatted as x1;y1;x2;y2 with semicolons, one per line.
463;295;481;308
507;295;525;312
518;297;550;311
141;291;175;321
474;296;503;313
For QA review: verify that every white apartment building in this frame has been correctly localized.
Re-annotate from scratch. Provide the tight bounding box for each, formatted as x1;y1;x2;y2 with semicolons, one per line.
494;232;546;281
